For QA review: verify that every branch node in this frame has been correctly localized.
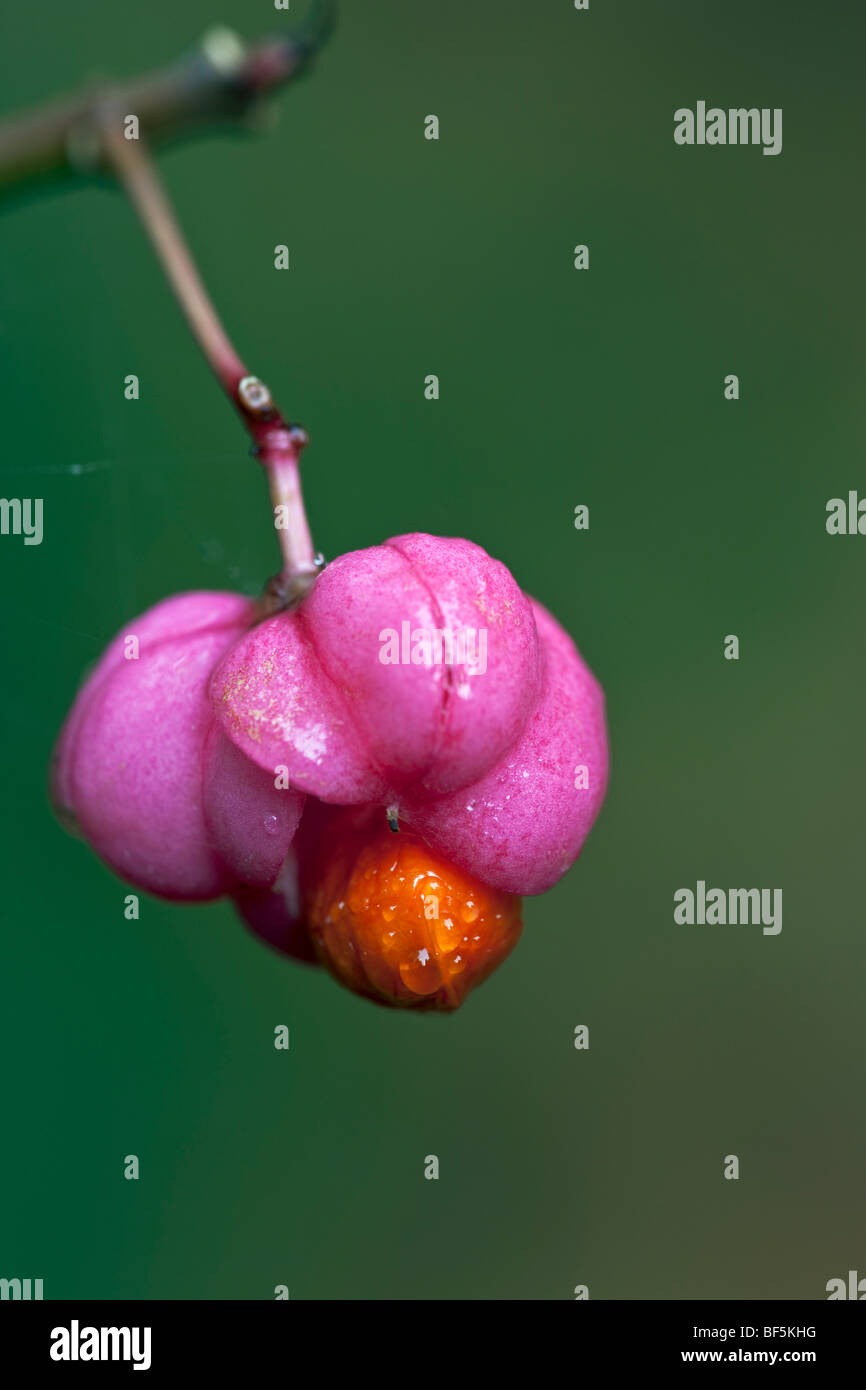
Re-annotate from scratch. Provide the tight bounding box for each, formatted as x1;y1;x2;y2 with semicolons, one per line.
238;375;274;415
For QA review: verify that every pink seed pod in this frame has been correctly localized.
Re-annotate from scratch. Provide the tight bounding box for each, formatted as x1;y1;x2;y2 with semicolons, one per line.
211;534;608;897
53;535;608;1003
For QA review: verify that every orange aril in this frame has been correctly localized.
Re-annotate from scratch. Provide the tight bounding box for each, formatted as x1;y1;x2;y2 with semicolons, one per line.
303;810;522;1011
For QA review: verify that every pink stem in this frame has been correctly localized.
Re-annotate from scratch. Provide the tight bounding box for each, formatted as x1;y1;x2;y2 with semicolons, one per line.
101;120;318;605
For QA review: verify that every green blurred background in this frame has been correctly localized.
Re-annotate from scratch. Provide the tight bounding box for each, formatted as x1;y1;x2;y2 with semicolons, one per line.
1;0;864;1300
